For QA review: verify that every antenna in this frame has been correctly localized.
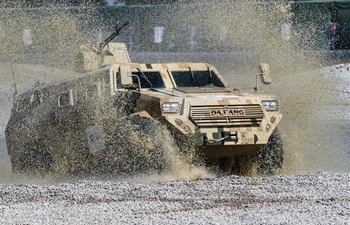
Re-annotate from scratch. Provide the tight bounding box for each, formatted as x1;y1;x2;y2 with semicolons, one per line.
10;64;18;100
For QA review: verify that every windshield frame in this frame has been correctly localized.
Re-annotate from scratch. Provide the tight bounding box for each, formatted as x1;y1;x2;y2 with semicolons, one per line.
170;69;226;88
115;70;166;90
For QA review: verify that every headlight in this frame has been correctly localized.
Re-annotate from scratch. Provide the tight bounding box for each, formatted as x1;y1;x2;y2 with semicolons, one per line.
162;102;180;113
262;100;278;111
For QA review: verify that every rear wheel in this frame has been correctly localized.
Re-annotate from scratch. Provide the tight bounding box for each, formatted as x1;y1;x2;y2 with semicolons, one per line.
15;140;53;177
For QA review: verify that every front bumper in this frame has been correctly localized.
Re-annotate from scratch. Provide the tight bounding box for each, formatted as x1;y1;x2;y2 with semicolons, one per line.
191;129;258;146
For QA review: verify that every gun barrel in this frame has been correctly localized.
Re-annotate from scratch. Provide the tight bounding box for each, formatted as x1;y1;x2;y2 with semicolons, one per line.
101;21;129;49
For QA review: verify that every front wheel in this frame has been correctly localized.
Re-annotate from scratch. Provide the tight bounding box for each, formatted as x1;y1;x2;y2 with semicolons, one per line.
240;128;284;176
101;117;171;177
217;128;284;176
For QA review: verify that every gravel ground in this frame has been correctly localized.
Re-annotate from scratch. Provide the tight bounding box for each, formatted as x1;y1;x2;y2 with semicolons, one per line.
0;172;349;224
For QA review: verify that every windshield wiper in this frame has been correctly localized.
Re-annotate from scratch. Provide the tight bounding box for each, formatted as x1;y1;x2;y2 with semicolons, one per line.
208;66;213;79
189;67;198;86
207;66;214;86
137;67;153;87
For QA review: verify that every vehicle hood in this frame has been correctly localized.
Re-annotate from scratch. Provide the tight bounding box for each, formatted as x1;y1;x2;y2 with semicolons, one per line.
173;86;232;94
149;87;268;98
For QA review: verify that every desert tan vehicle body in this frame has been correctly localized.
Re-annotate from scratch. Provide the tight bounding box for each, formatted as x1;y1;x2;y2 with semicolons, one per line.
5;26;283;176
122;62;282;157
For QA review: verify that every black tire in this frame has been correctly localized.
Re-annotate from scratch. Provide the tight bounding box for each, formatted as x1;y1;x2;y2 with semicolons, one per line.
171;130;202;166
102;117;170;176
16;140;53;177
221;156;241;175
251;128;284;175
216;128;284;176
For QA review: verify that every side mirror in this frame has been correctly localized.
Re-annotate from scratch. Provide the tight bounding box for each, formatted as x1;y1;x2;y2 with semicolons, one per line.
259;63;271;85
120;65;133;87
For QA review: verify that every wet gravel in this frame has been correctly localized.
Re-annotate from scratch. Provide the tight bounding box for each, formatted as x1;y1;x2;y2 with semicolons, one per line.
0;172;348;224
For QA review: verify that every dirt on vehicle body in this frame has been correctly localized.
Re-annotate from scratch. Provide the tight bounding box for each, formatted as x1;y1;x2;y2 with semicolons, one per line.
5;24;283;177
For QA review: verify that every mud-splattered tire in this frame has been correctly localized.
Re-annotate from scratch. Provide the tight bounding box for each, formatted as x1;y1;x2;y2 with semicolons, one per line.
171;130;202;166
252;128;284;175
103;117;170;176
15;140;53;177
216;128;283;176
238;128;284;176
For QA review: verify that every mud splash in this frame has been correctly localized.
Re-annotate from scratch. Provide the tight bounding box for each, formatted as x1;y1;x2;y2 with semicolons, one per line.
0;1;348;183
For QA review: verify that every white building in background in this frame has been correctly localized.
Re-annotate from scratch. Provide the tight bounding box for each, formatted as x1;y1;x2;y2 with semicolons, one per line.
23;29;32;46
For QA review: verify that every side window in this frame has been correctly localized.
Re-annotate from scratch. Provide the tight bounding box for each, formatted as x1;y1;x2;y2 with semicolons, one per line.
86;85;98;99
131;72;165;89
32;90;42;107
86;83;101;99
16;90;43;111
102;70;110;88
102;70;110;85
58;90;73;107
115;71;165;89
102;71;111;96
115;72;122;89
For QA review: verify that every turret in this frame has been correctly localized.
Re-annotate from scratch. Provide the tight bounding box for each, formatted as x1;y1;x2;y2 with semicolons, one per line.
74;22;130;72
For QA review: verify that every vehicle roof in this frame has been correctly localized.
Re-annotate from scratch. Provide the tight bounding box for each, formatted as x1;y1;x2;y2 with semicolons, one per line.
17;62;226;99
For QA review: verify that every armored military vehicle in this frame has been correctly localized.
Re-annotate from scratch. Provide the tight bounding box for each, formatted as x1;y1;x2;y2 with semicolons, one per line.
5;23;283;177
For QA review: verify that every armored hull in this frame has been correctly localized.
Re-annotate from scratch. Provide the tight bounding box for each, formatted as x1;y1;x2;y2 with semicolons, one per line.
5;40;283;176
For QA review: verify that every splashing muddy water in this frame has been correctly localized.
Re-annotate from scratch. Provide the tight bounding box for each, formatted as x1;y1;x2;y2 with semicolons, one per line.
0;2;349;183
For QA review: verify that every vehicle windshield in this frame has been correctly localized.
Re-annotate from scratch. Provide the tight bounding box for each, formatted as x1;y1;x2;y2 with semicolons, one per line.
116;71;165;89
171;70;225;87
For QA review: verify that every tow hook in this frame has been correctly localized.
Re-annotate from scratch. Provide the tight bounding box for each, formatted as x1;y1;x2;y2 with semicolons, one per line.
205;135;229;144
203;131;239;144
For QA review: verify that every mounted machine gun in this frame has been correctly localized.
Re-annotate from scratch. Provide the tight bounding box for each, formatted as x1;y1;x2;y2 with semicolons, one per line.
75;22;130;72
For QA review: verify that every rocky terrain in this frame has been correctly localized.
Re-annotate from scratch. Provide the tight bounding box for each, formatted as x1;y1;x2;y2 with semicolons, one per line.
0;172;348;224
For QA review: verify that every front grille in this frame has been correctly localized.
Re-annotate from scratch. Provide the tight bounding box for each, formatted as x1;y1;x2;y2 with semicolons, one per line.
190;104;264;127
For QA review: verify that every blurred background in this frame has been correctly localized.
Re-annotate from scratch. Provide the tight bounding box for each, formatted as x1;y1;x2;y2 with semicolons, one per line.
0;0;350;67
